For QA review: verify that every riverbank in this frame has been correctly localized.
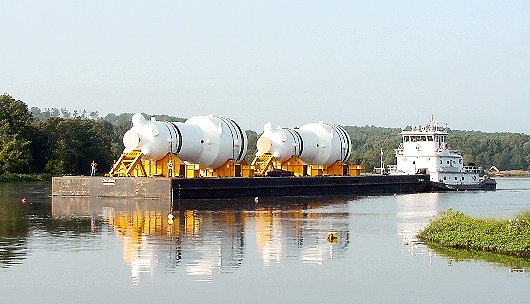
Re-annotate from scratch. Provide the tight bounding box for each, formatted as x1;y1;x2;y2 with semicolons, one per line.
491;170;530;177
418;209;530;258
0;173;51;182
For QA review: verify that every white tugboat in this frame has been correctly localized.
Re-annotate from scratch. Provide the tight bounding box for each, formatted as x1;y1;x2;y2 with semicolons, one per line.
389;117;496;191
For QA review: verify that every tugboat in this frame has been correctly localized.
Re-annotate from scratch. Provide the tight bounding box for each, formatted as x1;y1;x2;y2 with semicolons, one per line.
389;117;496;191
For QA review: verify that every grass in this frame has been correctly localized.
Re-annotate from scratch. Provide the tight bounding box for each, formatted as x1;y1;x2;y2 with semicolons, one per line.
418;209;530;258
0;173;52;182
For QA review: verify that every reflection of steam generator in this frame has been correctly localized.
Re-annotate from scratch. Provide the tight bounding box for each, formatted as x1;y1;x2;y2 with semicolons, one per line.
52;113;430;200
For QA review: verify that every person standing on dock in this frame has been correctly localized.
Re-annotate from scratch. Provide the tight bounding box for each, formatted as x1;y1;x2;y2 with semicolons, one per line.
167;159;173;177
90;160;97;176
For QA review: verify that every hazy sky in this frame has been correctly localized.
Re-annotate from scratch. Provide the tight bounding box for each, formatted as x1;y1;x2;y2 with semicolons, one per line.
2;1;529;133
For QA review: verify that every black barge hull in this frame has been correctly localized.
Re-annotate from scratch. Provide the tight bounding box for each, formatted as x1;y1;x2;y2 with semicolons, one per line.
172;174;430;199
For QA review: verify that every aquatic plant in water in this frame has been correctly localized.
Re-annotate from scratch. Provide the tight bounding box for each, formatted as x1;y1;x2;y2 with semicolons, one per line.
418;209;530;258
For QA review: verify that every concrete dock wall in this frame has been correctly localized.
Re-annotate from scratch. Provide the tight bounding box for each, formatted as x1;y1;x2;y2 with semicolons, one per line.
52;176;171;199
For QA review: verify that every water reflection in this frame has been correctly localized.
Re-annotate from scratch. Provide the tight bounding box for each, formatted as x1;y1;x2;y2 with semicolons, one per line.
53;196;171;285
251;205;350;266
396;192;441;257
0;197;29;268
3;179;530;303
52;196;352;284
425;239;530;272
0;182;48;268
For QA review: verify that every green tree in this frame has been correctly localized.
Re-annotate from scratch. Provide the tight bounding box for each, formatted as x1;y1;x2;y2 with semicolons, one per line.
0;95;34;173
0;94;33;137
244;130;258;163
36;117;114;175
0;126;32;174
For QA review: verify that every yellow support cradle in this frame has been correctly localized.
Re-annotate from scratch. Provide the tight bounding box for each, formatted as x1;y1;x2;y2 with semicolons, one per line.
250;153;365;177
251;153;275;177
204;159;252;178
108;150;147;177
277;156;306;177
108;151;184;177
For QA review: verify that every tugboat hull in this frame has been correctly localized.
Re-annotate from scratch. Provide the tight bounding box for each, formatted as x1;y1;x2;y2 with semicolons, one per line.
427;178;496;191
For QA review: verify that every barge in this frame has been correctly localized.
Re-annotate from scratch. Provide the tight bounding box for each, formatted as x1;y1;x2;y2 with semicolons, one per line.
52;174;430;200
50;114;450;202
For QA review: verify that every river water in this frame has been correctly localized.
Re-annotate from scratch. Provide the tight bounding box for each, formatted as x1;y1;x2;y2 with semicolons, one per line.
1;178;529;303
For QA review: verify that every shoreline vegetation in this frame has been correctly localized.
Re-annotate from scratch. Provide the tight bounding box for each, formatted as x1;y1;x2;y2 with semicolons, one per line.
0;173;51;182
418;209;530;259
492;170;530;177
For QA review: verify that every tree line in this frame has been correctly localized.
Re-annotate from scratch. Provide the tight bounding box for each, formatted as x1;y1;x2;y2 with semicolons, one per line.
345;126;530;171
1;94;529;176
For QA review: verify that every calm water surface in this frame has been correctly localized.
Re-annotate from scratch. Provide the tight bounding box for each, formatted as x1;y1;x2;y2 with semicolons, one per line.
1;178;529;303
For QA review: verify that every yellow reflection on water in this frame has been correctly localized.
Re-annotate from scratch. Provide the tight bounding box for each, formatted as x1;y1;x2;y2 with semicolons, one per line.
106;210;174;285
52;196;351;284
254;209;283;267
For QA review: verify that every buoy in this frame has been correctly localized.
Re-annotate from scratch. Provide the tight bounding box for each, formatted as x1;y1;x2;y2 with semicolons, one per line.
167;213;175;225
327;231;338;244
254;197;259;203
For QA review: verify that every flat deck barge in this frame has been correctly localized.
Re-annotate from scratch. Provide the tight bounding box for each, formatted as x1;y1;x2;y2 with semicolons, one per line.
52;174;430;201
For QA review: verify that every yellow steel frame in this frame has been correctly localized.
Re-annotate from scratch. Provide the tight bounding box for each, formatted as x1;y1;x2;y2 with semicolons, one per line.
277;156;306;177
108;151;185;177
109;151;365;179
143;153;184;177
203;159;253;178
108;150;147;177
251;153;275;176
250;154;365;177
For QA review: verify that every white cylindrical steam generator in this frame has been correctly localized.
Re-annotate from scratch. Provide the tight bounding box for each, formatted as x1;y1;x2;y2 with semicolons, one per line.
256;121;351;166
122;113;247;169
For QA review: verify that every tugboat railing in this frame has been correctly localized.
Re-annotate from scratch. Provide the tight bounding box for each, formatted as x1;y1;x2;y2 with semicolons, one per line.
463;166;482;174
387;165;398;173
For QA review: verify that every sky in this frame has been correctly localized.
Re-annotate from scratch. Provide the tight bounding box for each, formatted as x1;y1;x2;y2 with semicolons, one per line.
1;0;529;133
